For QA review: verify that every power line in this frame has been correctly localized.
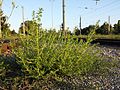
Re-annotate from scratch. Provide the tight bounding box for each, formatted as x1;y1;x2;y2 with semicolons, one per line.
94;3;120;18
81;0;120;16
83;3;120;28
95;0;119;10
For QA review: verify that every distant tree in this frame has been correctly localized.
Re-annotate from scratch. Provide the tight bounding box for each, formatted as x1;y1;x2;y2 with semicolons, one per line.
11;29;17;35
81;25;95;35
113;24;118;34
58;27;72;36
112;20;120;34
19;20;38;35
64;27;72;35
0;10;11;37
48;28;56;33
73;26;80;35
96;22;109;35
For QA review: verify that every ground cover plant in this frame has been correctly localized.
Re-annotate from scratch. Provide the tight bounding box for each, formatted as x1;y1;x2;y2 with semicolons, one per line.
14;9;102;78
0;8;117;89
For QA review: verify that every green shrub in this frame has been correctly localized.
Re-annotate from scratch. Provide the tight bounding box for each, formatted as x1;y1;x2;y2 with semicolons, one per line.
0;55;22;79
13;9;104;80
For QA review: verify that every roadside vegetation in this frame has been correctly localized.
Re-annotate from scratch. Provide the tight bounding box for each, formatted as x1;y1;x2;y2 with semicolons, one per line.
0;0;119;89
0;8;119;89
75;35;120;40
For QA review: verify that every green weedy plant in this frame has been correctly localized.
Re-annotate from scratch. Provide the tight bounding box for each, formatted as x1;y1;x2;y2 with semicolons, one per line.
14;8;106;83
0;55;22;77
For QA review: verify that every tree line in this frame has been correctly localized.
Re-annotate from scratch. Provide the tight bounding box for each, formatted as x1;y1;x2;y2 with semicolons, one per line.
0;10;16;38
1;9;120;37
74;20;120;35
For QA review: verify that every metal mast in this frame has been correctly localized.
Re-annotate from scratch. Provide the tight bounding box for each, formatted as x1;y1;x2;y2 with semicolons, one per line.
0;0;3;38
49;0;54;29
62;0;65;35
79;16;81;35
22;6;25;36
108;16;111;33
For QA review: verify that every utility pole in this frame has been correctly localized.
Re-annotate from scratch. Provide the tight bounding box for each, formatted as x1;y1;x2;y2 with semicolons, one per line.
94;0;100;5
51;0;54;29
22;6;25;36
0;7;2;38
62;0;66;36
79;16;81;35
49;0;54;30
108;16;111;33
0;0;3;38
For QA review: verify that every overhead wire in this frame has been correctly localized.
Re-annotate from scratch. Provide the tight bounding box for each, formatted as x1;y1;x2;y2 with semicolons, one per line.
97;3;120;17
83;0;120;23
79;0;120;27
81;0;120;17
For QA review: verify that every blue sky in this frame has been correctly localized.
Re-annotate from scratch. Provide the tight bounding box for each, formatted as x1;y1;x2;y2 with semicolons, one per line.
2;0;120;32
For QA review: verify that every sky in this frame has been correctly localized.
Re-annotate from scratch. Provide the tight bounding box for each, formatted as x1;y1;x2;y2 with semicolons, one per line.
2;0;120;32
